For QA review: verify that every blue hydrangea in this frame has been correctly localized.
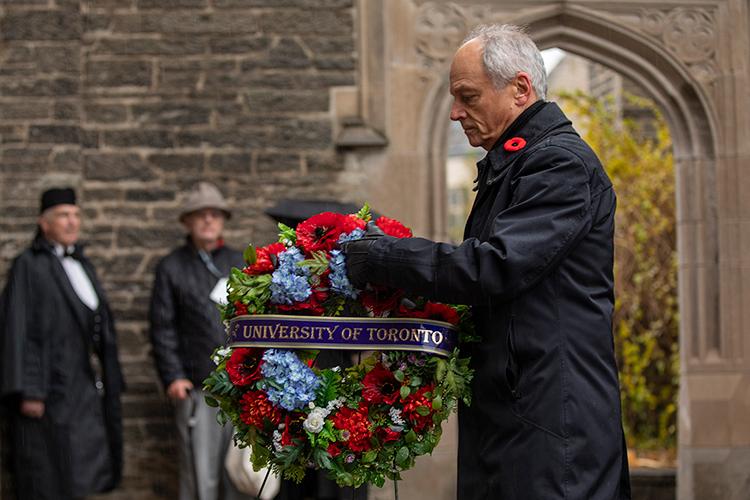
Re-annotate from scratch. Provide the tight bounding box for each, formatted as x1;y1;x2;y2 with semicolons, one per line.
329;249;358;299
337;228;365;244
261;349;320;411
270;247;311;305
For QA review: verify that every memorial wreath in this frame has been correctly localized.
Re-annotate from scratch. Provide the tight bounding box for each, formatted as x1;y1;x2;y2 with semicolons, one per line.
204;205;474;490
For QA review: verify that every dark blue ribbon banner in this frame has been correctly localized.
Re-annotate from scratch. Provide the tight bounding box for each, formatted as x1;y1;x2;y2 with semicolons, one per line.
228;315;458;358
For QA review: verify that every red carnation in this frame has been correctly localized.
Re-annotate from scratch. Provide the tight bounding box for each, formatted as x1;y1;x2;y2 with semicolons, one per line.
233;301;248;316
276;288;327;316
360;288;403;316
362;363;401;405
226;348;264;386
401;385;435;432
327;442;342;457
374;216;412;238
377;426;401;444
243;242;286;275
331;403;372;453
344;214;366;232
240;390;281;428
399;302;460;326
296;212;351;254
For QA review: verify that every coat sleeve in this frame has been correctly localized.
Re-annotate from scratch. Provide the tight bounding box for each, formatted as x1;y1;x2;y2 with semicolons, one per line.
0;255;48;400
148;258;186;387
366;146;594;305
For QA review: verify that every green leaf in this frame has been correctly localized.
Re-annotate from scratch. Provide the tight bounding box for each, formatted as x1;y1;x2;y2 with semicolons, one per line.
405;430;417;444
432;395;443;411
243;244;257;265
362;450;377;463
356;203;372;222
400;385;411;399
435;359;447;382
416;405;431;416
299;250;330;275
204;396;219;407
278;223;296;246
394;370;405;382
395;446;410;467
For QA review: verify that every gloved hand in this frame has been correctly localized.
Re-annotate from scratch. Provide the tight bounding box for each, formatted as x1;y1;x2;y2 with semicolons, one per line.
341;221;385;289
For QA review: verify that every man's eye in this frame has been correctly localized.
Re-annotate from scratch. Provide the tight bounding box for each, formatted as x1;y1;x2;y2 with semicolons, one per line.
463;95;477;103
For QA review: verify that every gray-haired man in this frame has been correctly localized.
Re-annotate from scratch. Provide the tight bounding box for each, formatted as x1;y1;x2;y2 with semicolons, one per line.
344;25;631;499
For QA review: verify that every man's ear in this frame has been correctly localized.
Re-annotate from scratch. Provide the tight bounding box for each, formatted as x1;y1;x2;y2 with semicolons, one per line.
513;72;535;105
37;214;49;234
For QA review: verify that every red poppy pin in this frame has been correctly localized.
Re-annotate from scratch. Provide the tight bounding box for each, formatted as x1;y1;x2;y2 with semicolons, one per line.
504;137;526;152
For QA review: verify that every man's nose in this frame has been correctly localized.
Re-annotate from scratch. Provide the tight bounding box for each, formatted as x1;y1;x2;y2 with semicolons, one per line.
449;102;464;121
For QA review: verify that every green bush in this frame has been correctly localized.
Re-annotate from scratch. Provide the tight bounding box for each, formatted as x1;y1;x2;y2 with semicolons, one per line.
558;92;679;451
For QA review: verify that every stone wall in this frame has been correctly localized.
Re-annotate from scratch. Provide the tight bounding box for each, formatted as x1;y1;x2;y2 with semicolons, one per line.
0;1;356;497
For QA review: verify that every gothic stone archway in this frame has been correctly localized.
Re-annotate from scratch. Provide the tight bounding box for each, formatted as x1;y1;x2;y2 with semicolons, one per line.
332;1;750;498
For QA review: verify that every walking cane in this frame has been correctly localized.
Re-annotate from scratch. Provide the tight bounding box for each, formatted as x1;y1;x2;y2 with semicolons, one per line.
187;391;201;500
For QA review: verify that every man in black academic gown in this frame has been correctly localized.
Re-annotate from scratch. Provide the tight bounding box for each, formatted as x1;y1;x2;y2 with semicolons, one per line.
0;187;124;500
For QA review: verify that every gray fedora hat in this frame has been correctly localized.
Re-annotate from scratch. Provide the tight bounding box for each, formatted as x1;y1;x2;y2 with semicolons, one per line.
179;182;231;221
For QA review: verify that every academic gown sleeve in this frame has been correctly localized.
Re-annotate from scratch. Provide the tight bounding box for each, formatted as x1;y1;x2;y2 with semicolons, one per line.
365;146;594;305
0;253;48;400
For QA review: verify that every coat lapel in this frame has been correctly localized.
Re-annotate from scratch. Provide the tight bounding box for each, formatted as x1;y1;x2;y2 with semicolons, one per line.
47;252;91;333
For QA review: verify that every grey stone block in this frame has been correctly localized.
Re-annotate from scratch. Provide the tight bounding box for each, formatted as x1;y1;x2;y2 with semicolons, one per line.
215;0;352;7
0;101;51;120
104;130;173;148
136;0;206;8
54;102;80;120
147;153;204;175
1;10;81;41
84;104;128;124
0;77;78;96
124;188;175;201
132;103;211;126
209;35;270;54
86;60;152;87
84;154;156;181
92;37;206;56
256;10;352;34
245;89;329;113
117;226;182;249
29;125;81;144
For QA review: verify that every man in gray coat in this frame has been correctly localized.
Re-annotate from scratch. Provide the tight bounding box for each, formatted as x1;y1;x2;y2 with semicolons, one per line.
149;182;249;500
344;25;631;499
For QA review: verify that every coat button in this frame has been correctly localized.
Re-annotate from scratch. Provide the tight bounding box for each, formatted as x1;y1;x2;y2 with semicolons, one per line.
94;314;102;324
93;333;101;343
93;324;102;333
95;380;104;390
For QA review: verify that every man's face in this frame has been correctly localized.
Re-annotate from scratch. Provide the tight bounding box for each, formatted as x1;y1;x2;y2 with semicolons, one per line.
182;208;225;246
449;39;519;151
39;204;81;247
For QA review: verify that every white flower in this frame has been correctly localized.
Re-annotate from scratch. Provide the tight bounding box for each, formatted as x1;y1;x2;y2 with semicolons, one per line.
272;430;283;452
303;408;327;433
213;346;232;365
389;407;405;426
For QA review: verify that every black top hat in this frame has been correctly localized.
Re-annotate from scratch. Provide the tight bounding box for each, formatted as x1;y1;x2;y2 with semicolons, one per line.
40;187;76;214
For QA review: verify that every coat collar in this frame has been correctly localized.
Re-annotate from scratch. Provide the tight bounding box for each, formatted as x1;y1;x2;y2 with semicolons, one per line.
476;101;574;186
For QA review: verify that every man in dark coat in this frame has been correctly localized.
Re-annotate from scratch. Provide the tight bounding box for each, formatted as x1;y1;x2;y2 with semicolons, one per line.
149;182;251;500
0;187;124;500
344;25;631;499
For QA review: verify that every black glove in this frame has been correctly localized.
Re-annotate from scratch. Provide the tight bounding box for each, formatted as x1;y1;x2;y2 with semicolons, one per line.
341;221;385;289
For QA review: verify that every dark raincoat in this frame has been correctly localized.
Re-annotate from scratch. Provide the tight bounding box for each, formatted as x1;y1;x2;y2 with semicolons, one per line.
365;102;631;499
0;234;124;500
